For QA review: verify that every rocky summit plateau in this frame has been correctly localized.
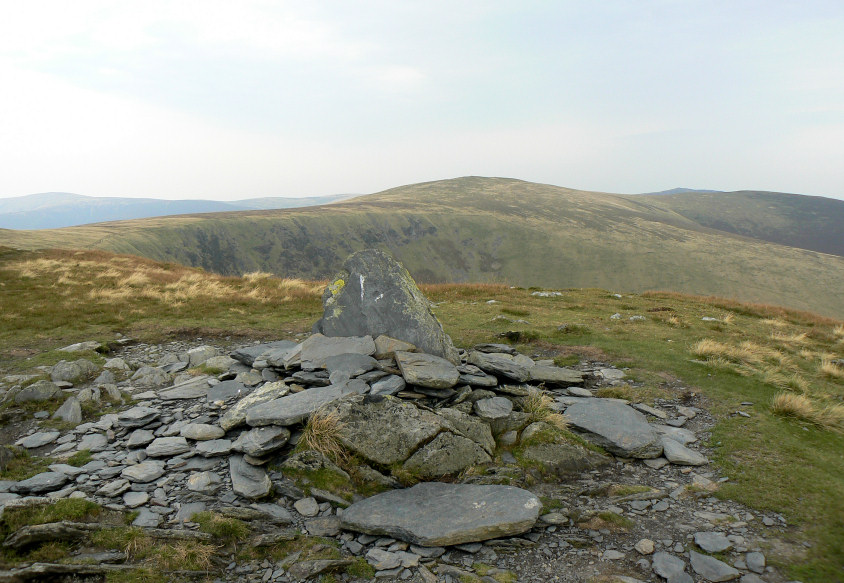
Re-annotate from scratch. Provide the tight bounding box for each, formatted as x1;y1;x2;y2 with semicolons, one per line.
0;250;801;583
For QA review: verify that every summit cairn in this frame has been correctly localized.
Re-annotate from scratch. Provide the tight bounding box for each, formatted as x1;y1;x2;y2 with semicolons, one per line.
313;248;460;363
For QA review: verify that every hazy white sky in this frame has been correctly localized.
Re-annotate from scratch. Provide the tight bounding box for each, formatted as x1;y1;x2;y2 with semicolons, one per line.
1;1;843;200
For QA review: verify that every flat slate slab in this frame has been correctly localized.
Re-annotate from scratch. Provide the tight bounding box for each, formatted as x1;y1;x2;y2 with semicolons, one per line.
394;351;460;389
299;334;376;369
529;365;584;387
231;340;298;366
662;437;708;466
467;351;531;382
158;376;211;400
564;399;663;458
245;380;368;427
340;482;541;546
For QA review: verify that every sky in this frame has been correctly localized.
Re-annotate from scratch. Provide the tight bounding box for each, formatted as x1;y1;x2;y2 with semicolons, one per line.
1;1;843;201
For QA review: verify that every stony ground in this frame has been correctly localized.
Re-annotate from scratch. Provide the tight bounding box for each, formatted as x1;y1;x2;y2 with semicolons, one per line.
0;335;806;583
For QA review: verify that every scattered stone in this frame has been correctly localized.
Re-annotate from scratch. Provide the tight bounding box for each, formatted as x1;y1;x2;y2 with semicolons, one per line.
122;491;149;508
341;482;541;546
652;551;687;579
635;539;655;555
51;359;99;384
473;396;513;421
286;559;353;581
145;436;191;457
121;460;166;483
662;437;708;466
294;497;320;517
15;431;60;449
195;439;233;457
689;550;741;581
370;374;406;396
468;351;531;382
394;351;460;389
219;381;289;431
180;423;226;441
229;454;272;499
11;472;68;494
187;471;222;494
694;531;732;553
564;399;663;458
206;379;246;402
117;406;161;428
126;429;155;448
131;366;171;388
245;380;367;426
14;380;61;403
51;397;83;425
745;551;766;573
159;376;211;400
232;426;290;457
529;366;584;386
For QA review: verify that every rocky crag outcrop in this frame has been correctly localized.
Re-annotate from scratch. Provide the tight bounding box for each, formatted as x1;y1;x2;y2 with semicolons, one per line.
0;251;793;583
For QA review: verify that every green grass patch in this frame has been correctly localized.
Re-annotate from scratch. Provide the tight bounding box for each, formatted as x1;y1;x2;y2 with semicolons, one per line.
192;511;250;543
345;557;375;578
66;449;94;467
2;499;102;534
0;448;51;481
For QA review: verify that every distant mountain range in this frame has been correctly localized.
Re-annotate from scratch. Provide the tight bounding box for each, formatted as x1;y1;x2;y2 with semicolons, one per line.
0;192;358;230
2;177;843;317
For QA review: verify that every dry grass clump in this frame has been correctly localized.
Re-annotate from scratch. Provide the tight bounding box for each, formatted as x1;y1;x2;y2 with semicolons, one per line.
8;251;323;308
299;409;348;464
771;392;844;432
691;339;789;368
819;357;844;379
833;324;844;339
521;391;568;431
770;331;809;345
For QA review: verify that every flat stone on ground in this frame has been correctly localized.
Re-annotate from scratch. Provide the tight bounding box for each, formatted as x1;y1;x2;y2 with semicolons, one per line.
15;431;60;449
11;472;68;494
694;531;733;553
340;482;541;546
689;550;740;581
564;399;663;458
662;437;708;466
652;551;687;579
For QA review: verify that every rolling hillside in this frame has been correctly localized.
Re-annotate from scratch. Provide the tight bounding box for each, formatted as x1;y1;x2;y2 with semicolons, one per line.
2;177;843;318
0;192;357;230
639;190;844;257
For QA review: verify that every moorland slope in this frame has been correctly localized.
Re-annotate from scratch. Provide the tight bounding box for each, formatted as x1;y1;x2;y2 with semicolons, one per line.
1;177;843;318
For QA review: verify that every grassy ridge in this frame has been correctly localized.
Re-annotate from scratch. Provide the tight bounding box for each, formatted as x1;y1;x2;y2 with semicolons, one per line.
641;189;844;257
1;177;843;318
0;247;842;580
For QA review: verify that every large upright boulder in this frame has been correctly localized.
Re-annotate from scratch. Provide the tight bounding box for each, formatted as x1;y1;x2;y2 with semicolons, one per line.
313;249;459;364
